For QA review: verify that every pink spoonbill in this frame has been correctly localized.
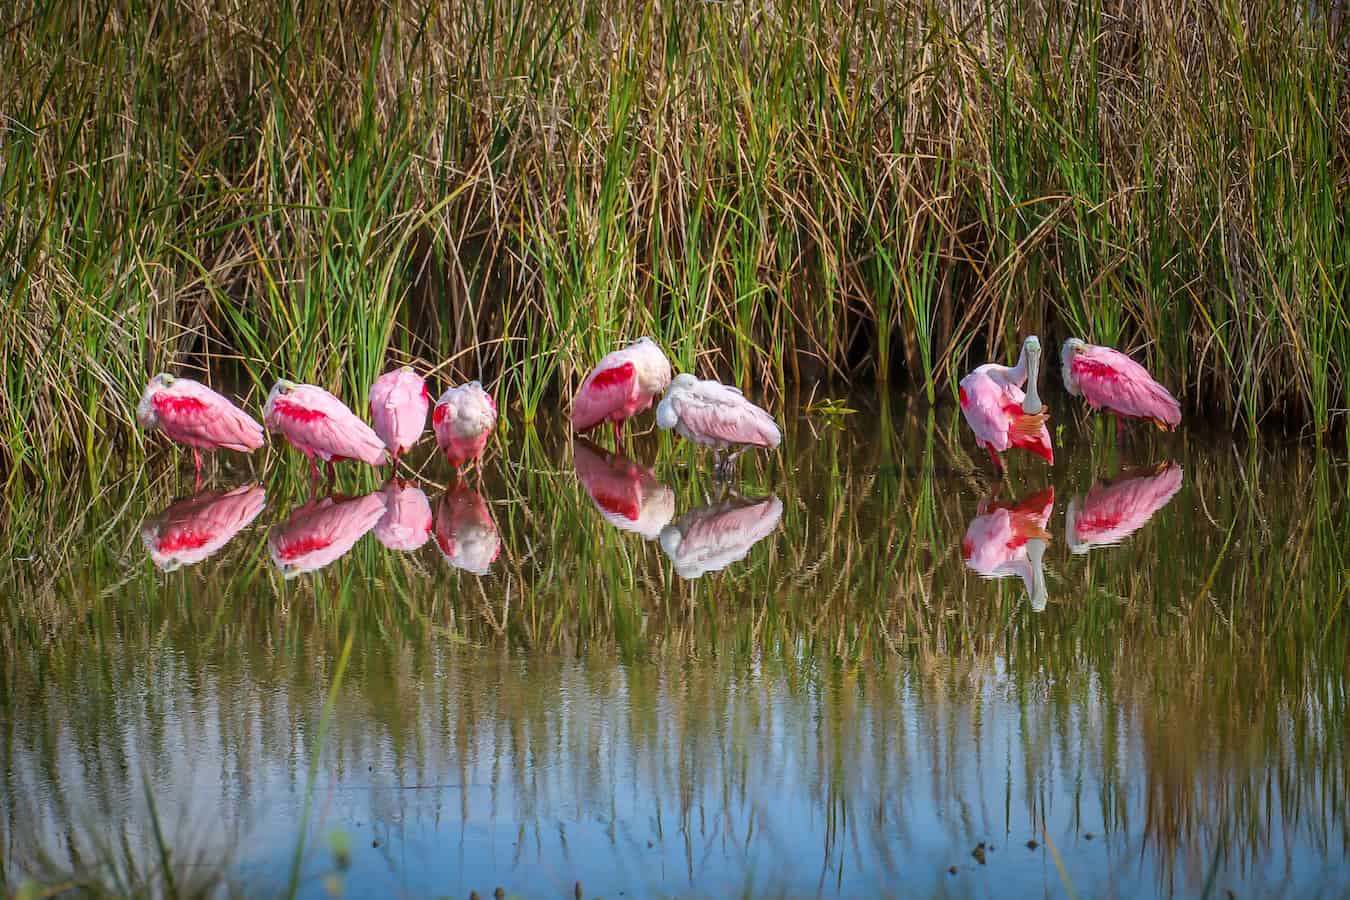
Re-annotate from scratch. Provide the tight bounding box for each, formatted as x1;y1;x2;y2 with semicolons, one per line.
571;337;673;444
136;374;264;486
959;335;1053;477
1066;461;1183;555
656;374;781;478
659;493;783;580
374;480;433;551
432;381;497;471
264;380;389;482
435;482;500;575
1060;339;1182;431
369;366;430;461
572;437;676;540
141;484;266;571
962;487;1054;612
268;491;387;577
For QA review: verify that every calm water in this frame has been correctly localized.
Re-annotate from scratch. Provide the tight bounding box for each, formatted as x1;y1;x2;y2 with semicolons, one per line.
3;393;1348;898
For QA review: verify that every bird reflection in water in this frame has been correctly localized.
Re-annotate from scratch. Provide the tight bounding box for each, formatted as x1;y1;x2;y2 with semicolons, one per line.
268;491;386;578
962;487;1054;612
1066;462;1183;555
572;437;676;540
374;480;433;551
435;482;500;575
659;493;783;580
141;484;267;571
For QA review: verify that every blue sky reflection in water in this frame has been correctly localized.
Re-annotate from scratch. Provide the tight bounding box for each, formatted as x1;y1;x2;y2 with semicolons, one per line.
2;394;1348;898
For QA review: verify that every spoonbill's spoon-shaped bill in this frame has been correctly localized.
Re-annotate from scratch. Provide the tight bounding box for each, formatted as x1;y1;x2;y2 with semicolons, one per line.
433;381;497;469
374;480;433;551
268;491;386;578
572;437;676;540
264;380;389;480
1066;462;1183;554
659;493;783;580
369;367;430;460
961;487;1054;612
571;337;673;441
1061;339;1182;430
958;336;1053;477
656;374;781;477
136;374;264;482
141;484;267;571
435;483;500;575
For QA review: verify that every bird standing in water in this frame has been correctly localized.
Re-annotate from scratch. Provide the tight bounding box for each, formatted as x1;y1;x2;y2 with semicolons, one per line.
368;366;429;461
432;382;497;471
571;337;672;445
959;336;1054;477
263;380;388;482
137;374;265;487
656;374;781;479
1060;339;1181;432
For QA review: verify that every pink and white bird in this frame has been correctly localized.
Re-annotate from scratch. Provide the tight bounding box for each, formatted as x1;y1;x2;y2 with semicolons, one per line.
656;374;782;478
368;366;430;460
571;337;673;443
659;493;783;580
1060;338;1182;431
432;381;497;470
268;491;387;578
136;374;265;485
374;480;433;551
962;487;1055;612
1066;461;1183;555
435;483;500;575
141;484;266;571
572;437;676;540
263;380;389;481
959;335;1054;477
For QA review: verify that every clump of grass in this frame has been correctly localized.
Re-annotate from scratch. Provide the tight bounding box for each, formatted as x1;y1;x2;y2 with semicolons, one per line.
2;0;1349;480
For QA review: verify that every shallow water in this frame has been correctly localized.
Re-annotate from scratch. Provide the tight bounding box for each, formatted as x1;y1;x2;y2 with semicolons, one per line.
3;393;1348;898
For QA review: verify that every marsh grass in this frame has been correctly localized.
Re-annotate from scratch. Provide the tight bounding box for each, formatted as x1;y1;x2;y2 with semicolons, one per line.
3;0;1349;480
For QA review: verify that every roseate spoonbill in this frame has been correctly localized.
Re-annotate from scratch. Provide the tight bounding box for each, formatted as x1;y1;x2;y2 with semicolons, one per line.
136;374;264;486
141;484;266;571
571;337;673;443
1066;461;1183;554
374;480;433;551
572;437;676;540
659;493;783;580
962;487;1054;612
263;380;389;481
268;491;386;577
1060;339;1182;431
433;382;497;470
435;482;500;575
369;366;430;460
656;374;781;478
959;336;1053;477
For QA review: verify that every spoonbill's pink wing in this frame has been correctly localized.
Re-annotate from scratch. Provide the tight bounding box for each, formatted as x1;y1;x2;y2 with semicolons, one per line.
958;373;1013;450
268;491;386;576
671;383;780;447
375;481;433;551
155;381;264;452
1073;463;1182;547
571;361;638;432
1070;346;1181;427
142;484;266;569
369;371;429;454
270;386;388;464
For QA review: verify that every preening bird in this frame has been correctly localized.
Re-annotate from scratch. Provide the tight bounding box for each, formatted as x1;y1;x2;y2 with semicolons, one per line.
263;380;389;481
368;366;429;460
959;336;1053;477
432;382;497;470
571;337;672;443
136;374;264;486
1060;339;1181;431
656;374;781;478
